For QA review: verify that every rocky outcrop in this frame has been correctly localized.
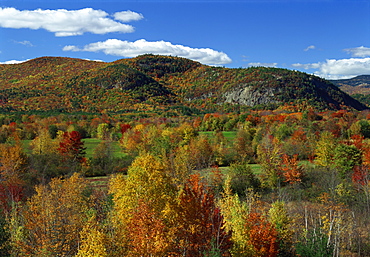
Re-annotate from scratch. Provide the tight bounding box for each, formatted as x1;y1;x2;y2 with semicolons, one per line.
223;84;282;106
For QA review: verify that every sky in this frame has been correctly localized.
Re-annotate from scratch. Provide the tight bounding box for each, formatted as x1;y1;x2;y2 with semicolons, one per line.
0;0;369;79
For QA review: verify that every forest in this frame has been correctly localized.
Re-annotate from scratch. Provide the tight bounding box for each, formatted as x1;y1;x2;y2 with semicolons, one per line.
0;108;370;256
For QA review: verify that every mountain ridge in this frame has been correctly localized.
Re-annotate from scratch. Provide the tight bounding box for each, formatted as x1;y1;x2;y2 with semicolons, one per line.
0;55;367;114
330;75;370;95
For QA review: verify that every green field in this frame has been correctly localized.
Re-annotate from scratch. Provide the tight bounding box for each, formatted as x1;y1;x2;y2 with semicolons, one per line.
199;131;237;143
82;138;125;158
22;138;125;159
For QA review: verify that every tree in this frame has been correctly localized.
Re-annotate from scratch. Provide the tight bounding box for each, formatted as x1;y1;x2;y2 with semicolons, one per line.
0;136;28;213
173;174;232;256
219;177;254;256
314;131;337;169
332;144;362;179
57;130;86;164
246;212;278;257
30;129;57;155
76;215;108;257
257;135;283;189
14;173;89;256
109;153;177;255
97;123;110;140
126;199;170;256
229;162;260;194
281;154;304;185
268;201;294;256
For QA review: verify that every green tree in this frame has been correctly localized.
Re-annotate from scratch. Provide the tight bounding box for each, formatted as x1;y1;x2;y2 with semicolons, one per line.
257;135;283;189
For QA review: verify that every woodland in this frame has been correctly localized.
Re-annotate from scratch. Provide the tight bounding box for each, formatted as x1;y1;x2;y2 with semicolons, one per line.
0;109;370;256
0;55;370;256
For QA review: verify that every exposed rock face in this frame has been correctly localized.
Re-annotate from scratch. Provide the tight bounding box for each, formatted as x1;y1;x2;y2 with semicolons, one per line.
223;84;282;106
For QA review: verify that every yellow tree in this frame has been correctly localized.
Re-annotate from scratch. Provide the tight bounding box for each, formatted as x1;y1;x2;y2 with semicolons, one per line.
109;153;177;256
219;177;254;256
30;128;57;155
314;131;337;169
0;135;28;213
268;201;294;256
76;215;108;257
14;173;89;256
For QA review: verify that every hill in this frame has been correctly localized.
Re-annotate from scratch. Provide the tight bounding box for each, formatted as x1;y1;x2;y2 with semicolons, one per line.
0;55;367;115
330;75;370;95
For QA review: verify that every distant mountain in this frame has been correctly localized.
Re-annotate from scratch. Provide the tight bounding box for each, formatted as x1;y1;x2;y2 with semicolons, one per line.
0;55;367;115
330;75;370;95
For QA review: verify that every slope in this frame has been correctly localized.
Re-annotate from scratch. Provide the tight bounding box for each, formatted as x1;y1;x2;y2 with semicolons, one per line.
0;55;367;114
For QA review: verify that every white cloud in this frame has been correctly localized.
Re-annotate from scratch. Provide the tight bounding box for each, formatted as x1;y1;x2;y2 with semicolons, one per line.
248;62;278;67
113;10;144;22
0;59;30;64
304;45;316;51
291;62;321;70
63;39;232;65
292;57;370;79
344;46;370;57
0;7;141;36
14;40;34;47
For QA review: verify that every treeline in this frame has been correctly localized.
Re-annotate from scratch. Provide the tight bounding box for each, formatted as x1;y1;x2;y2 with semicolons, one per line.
0;109;370;256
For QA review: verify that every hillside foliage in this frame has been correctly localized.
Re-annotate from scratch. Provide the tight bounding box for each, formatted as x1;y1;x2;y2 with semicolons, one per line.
0;55;367;116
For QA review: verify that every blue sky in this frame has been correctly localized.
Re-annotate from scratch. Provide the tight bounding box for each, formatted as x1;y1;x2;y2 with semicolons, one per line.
0;0;369;79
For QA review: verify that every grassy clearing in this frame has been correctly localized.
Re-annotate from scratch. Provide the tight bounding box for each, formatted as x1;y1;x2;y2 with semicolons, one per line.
83;139;125;158
199;131;237;144
21;138;125;159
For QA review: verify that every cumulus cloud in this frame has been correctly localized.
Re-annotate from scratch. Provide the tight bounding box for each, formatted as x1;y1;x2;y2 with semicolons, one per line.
344;46;370;57
304;45;316;51
292;57;370;79
63;39;232;65
114;10;144;22
247;62;278;68
0;7;142;36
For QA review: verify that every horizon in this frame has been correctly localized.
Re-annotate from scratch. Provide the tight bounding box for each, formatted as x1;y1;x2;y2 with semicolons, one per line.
0;0;369;80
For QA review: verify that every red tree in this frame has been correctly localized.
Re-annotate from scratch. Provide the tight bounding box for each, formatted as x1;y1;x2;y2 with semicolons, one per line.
57;131;86;163
174;174;232;256
246;212;278;257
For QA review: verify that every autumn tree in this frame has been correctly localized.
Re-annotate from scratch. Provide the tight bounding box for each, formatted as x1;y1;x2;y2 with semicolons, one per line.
0;135;28;213
56;131;86;175
246;212;278;257
30;128;57;155
257;135;283;189
28;128;62;183
126;199;170;256
76;215;108;257
268;201;294;256
109;153;177;256
173;174;232;256
314;131;337;169
281;154;304;185
219;177;254;256
57;130;86;163
11;173;89;256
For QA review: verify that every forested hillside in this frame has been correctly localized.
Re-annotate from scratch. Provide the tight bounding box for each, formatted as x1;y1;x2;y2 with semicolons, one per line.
331;75;370;107
0;55;367;116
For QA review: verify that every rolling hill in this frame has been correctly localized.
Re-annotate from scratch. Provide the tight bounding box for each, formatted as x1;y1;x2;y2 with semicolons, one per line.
330;75;370;95
0;55;367;115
